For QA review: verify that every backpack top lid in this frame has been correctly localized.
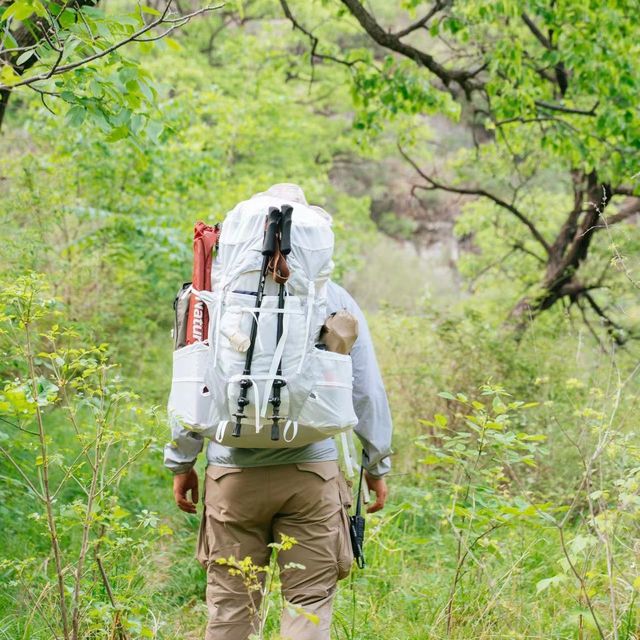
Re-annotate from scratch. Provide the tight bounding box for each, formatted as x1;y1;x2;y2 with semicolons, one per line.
252;183;309;205
217;190;335;292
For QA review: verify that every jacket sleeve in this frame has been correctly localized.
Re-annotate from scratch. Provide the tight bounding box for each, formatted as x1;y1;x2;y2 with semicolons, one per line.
163;414;205;474
328;283;394;478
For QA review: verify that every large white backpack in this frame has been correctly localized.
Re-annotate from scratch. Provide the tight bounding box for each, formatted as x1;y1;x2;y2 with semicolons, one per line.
168;193;358;447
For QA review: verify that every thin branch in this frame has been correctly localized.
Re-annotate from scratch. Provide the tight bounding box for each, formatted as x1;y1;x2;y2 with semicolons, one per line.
393;1;446;38
0;43;39;55
339;0;482;96
611;185;640;197
603;198;640;226
534;99;599;117
520;13;568;96
495;115;556;127
0;443;43;500
558;526;607;640
279;0;365;73
399;144;551;253
0;414;40;436
0;2;223;90
133;19;190;42
576;297;608;353
521;12;552;49
512;240;545;264
25;321;71;640
29;84;58;114
583;291;625;345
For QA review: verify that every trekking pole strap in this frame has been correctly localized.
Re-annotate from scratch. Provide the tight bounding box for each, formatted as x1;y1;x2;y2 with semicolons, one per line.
355;460;364;518
349;454;366;569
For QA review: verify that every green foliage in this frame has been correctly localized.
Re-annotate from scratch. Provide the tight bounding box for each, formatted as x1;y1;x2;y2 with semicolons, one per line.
0;0;218;140
310;0;640;334
352;57;460;133
1;2;640;639
0;274;166;638
216;534;319;640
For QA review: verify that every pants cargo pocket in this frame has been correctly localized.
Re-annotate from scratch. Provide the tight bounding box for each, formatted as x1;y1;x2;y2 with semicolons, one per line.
337;474;354;580
198;465;246;570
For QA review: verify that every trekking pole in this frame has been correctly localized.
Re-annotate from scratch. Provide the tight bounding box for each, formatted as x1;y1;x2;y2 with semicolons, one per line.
233;206;281;438
349;459;366;569
268;204;293;441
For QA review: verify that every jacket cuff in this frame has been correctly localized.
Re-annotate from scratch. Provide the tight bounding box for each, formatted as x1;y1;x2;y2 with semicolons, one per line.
363;455;391;479
167;462;197;475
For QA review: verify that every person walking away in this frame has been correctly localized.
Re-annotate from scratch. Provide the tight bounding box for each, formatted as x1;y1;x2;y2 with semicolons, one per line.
165;184;393;640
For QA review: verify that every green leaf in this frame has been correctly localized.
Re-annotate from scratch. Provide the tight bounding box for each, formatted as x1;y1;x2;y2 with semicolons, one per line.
117;14;141;26
517;433;547;442
106;125;130;142
0;32;19;50
15;48;36;66
0;64;21;86
58;8;76;28
434;413;448;427
137;79;154;103
145;120;163;143
66;105;86;127
4;0;36;22
80;5;104;18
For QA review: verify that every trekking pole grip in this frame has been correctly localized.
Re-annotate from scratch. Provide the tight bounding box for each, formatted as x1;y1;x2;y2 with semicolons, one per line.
263;207;281;256
279;205;293;256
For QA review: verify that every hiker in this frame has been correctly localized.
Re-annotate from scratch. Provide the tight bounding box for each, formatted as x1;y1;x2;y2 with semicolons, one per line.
165;184;393;640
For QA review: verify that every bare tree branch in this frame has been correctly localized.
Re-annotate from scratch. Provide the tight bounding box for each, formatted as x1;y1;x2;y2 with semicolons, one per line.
398;144;551;253
576;297;608;353
534;99;599;117
603;198;640;226
521;12;552;49
520;12;568;95
583;291;625;345
339;0;483;96
279;0;366;73
611;185;640;197
393;1;447;38
512;240;546;264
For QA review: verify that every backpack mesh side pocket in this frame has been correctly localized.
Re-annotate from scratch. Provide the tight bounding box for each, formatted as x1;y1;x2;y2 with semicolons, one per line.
168;341;216;430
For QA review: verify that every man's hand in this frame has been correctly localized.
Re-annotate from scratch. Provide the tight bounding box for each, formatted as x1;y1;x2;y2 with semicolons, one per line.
364;471;388;513
173;468;200;514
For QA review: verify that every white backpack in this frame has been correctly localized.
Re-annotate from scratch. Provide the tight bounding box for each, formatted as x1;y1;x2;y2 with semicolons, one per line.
168;194;358;447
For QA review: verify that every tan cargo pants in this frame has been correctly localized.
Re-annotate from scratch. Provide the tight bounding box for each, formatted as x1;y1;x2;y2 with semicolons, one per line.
196;461;354;640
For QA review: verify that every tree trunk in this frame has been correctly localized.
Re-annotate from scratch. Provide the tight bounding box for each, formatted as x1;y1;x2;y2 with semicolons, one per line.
508;170;625;342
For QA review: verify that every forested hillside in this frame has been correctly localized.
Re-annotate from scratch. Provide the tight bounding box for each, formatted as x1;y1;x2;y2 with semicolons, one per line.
1;1;639;638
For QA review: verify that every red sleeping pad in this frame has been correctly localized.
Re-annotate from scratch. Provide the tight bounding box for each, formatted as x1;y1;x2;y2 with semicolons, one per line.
186;221;220;344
